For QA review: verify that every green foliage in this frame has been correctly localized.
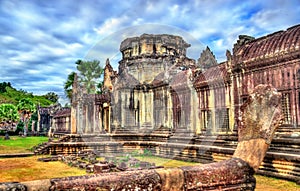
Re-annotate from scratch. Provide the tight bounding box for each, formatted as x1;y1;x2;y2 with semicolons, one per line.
64;71;76;102
16;121;24;134
31;95;54;107
76;59;104;94
0;82;56;133
28;112;38;131
64;103;71;108
0;85;56;107
0;104;19;122
17;98;36;136
96;81;103;94
143;148;153;156
17;98;36;114
43;92;59;103
0;82;12;93
0;104;19;131
130;148;153;157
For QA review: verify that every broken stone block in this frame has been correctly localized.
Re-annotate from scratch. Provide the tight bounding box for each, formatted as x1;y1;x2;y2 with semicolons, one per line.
86;165;94;173
79;163;87;169
118;162;127;170
94;163;110;174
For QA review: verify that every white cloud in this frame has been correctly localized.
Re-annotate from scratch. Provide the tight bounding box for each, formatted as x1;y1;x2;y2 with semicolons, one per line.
0;0;299;104
93;15;130;36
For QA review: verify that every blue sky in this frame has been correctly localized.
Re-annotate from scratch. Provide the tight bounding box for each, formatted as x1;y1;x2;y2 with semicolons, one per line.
0;0;299;104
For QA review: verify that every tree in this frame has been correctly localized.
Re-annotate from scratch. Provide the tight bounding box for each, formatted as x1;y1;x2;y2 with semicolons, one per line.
0;104;19;131
64;71;76;102
76;60;103;94
17;98;36;136
43;92;59;103
0;82;12;93
96;81;104;94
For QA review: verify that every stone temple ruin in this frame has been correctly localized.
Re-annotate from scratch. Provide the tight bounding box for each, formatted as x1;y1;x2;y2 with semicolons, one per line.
1;84;283;190
31;24;300;187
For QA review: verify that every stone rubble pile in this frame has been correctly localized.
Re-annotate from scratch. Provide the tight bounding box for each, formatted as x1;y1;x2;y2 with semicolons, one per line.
38;151;163;174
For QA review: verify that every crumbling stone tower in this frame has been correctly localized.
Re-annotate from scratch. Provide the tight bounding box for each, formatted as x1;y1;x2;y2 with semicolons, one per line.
111;34;198;132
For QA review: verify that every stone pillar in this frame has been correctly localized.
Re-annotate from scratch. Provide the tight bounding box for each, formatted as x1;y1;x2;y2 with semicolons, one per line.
71;104;77;134
167;90;173;129
93;104;99;133
191;86;198;134
71;73;78;134
65;116;70;132
209;87;215;133
37;109;41;132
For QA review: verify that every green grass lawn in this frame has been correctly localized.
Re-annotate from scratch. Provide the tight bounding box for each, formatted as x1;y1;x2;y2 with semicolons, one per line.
255;174;300;191
0;136;49;154
135;155;198;167
0;156;86;182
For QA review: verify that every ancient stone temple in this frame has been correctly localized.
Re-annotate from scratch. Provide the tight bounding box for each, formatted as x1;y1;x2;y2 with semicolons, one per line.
70;24;300;135
35;24;300;183
100;33;234;135
110;34;199;132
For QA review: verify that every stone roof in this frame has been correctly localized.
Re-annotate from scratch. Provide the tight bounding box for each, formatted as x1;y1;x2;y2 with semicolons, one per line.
152;71;168;87
170;70;192;91
38;104;61;116
114;70;140;89
193;63;228;88
53;108;70;118
233;24;300;65
95;93;111;104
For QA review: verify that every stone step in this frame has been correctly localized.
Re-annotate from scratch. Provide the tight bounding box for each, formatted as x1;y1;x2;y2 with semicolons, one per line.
0;153;34;158
269;147;300;154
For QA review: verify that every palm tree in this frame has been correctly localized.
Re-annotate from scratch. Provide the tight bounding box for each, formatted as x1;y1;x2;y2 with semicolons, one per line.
76;60;103;94
17;98;36;136
64;71;76;102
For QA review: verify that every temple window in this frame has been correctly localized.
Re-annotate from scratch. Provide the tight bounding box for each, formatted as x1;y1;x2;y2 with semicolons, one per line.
153;44;156;54
287;72;290;86
154;90;164;127
282;71;285;87
202;110;212;131
215;108;229;132
281;93;291;124
134;45;138;55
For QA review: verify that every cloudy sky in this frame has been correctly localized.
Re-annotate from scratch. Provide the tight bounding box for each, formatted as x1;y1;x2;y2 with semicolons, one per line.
1;0;299;104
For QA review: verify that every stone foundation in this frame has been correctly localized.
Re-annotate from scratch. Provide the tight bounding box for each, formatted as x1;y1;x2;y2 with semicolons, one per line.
33;132;300;183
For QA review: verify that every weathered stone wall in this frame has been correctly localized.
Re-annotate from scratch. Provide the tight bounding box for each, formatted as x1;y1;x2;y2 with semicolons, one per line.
230;24;300;128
